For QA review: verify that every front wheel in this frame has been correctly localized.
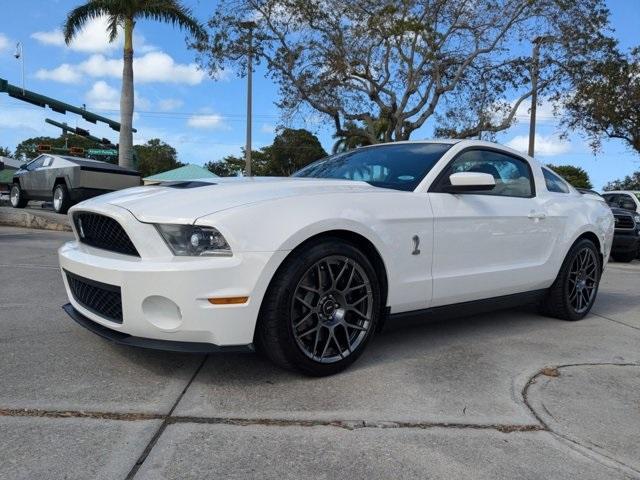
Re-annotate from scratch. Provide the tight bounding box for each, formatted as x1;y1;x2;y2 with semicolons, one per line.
52;184;72;214
257;239;381;376
10;183;28;208
540;239;601;321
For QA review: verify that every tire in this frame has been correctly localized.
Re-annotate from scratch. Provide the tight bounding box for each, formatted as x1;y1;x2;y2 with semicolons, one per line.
9;183;28;208
256;238;382;376
612;251;636;263
52;183;72;214
540;238;602;321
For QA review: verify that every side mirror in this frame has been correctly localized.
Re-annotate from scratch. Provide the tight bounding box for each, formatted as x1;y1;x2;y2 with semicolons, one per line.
443;172;496;193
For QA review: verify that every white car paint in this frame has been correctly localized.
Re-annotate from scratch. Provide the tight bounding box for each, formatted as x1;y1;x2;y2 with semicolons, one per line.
58;140;614;348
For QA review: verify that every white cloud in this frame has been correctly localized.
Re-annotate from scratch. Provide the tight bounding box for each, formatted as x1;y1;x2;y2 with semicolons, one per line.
32;16;121;53
134;52;204;84
0;33;10;52
157;98;184;111
85;81;151;111
35;64;83;84
32;16;156;54
187;114;225;129
0;105;46;132
36;51;205;85
85;81;120;110
506;134;570;156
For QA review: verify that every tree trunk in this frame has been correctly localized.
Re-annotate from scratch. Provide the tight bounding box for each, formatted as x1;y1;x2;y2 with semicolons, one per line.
119;18;135;169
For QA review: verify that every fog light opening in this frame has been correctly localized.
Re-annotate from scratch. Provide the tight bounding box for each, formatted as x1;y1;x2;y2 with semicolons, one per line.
142;296;182;330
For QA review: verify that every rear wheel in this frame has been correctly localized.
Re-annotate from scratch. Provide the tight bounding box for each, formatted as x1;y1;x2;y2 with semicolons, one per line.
540;239;601;321
52;183;72;214
10;183;28;208
257;239;381;376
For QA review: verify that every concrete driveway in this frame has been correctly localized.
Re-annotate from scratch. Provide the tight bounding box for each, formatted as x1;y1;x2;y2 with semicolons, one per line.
0;226;638;479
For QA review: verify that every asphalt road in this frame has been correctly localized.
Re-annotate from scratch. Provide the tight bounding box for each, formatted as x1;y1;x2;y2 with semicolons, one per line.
1;226;638;479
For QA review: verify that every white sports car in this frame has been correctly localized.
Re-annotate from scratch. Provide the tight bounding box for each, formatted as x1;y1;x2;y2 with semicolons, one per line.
59;140;614;375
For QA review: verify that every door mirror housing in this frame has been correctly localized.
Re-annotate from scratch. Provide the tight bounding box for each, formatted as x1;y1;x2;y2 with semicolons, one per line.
443;172;496;193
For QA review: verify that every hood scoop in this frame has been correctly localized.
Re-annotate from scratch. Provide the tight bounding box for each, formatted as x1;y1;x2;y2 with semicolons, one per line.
159;181;216;189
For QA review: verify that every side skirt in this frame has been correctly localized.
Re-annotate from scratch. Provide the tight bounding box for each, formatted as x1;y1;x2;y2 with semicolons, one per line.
383;289;547;331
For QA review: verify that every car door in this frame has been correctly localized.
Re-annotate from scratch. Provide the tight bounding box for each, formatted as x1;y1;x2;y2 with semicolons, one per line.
428;148;556;306
32;155;55;198
20;156;46;196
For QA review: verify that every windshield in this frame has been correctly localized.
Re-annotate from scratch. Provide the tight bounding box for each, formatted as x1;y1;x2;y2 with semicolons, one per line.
292;143;453;191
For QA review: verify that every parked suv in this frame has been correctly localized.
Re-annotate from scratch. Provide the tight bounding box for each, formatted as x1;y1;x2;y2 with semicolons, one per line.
610;207;640;262
577;189;639;262
602;191;640;213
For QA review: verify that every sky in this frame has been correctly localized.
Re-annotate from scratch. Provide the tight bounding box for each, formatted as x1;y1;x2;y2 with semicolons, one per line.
0;0;638;189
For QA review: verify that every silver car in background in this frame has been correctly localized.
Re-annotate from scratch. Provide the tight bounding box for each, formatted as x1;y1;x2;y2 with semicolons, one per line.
10;154;141;213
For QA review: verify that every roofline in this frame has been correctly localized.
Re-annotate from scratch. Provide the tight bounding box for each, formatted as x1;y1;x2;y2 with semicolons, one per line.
352;139;539;163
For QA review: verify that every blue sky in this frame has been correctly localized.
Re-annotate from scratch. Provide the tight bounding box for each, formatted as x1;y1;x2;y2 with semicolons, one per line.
0;0;638;189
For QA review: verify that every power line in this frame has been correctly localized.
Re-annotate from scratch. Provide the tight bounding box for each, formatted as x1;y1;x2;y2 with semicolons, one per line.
0;99;280;121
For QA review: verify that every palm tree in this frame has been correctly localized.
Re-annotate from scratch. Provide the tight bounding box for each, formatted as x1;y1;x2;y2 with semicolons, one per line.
331;120;389;154
63;1;206;169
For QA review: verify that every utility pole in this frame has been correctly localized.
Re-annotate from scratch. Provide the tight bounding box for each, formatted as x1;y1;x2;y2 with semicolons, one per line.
240;21;257;176
528;40;540;157
14;42;24;95
528;36;555;157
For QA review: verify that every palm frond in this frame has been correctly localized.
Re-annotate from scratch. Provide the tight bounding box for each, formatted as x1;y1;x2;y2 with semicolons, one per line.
107;14;122;42
63;1;115;44
137;0;207;41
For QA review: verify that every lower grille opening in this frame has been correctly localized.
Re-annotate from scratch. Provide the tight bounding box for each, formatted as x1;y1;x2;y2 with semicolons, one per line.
65;270;123;324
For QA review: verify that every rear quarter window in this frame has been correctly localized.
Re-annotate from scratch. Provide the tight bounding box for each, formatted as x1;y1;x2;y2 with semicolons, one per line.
543;168;570;193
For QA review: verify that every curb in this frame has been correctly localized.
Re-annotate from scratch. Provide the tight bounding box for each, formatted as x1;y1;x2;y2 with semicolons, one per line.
0;207;72;232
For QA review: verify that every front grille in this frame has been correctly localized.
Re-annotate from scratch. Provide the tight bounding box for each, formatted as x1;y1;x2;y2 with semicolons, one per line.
65;270;123;323
614;214;635;229
73;212;139;257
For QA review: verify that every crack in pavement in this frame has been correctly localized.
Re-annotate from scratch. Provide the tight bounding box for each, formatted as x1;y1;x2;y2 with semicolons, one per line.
522;362;640;479
1;361;636;478
124;353;210;480
592;312;640;332
0;406;544;433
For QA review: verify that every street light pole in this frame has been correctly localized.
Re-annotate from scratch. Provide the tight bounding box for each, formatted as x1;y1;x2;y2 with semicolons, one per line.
14;42;25;95
240;21;257;177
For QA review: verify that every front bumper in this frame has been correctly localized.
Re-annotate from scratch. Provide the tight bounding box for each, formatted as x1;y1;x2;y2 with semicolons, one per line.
611;230;640;254
59;209;288;346
63;303;253;353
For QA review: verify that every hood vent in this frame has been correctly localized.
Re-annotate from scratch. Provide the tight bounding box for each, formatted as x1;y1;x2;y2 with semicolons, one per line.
159;181;216;189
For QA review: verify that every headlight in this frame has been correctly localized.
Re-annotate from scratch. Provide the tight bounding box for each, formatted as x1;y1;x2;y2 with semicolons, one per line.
155;224;231;256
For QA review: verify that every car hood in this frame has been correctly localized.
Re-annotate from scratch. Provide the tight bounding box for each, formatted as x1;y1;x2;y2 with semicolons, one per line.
80;177;378;224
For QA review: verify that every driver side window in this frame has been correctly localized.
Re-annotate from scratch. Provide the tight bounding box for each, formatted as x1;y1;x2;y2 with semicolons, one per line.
26;157;45;171
438;149;534;198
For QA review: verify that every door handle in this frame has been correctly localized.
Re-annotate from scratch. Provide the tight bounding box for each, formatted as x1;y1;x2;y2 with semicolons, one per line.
528;211;546;220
